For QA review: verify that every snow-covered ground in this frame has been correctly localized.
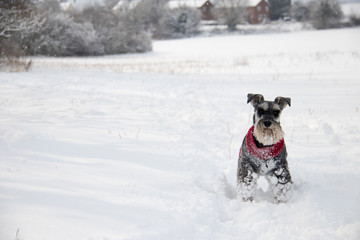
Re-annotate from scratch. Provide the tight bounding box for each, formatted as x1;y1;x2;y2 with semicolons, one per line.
1;28;360;240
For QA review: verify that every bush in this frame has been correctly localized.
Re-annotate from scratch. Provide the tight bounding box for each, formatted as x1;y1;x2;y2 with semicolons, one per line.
157;6;201;39
0;39;32;72
106;22;152;54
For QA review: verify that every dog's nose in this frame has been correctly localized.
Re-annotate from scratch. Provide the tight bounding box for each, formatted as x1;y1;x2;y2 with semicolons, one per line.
264;121;272;128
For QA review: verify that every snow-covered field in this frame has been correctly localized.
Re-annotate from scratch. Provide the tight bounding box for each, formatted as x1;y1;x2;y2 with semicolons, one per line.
1;28;360;240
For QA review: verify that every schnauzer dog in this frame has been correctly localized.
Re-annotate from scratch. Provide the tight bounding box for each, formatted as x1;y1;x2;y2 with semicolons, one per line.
237;93;293;203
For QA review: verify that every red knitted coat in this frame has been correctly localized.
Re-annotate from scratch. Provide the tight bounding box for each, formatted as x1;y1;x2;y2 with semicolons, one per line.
239;126;284;160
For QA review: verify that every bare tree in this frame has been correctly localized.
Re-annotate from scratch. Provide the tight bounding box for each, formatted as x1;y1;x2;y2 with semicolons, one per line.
215;0;247;31
0;0;40;71
0;0;38;39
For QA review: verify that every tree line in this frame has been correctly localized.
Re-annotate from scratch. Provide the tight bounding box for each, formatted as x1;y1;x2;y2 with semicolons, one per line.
0;0;358;62
0;0;201;58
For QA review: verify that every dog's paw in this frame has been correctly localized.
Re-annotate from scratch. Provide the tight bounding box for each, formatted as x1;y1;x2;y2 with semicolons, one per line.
238;175;258;202
273;181;294;203
238;185;255;202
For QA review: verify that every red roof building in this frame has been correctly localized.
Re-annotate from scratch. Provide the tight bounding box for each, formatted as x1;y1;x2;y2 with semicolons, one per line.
198;0;216;21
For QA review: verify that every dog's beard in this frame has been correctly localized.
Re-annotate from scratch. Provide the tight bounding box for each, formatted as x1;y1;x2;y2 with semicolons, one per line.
254;121;284;146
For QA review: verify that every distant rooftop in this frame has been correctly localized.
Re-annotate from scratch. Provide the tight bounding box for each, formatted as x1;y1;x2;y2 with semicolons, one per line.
168;0;267;8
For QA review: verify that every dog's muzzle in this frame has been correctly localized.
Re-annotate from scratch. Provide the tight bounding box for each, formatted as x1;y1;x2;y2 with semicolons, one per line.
254;119;284;146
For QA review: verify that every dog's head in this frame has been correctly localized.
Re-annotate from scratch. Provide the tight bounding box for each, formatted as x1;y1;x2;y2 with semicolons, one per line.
247;93;291;146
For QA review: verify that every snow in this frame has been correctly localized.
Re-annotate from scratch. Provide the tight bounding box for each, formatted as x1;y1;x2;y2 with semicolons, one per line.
1;27;360;240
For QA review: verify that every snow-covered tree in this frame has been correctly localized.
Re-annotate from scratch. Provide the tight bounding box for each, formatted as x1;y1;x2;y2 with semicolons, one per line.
310;0;343;29
106;4;153;54
24;13;104;56
131;0;169;32
72;5;119;52
105;22;152;54
75;5;118;31
74;3;152;54
0;0;34;39
268;0;291;20
291;1;310;22
157;6;201;39
2;0;154;57
349;14;360;26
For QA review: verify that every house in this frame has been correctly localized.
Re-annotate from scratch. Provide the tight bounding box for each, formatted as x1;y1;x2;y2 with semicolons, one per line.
169;0;270;24
246;0;270;24
198;0;216;21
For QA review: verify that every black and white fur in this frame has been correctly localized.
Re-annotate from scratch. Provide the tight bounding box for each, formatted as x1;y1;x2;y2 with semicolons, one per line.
237;93;293;203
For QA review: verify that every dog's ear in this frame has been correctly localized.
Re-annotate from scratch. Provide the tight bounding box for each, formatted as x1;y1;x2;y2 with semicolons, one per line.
247;93;264;107
275;96;291;109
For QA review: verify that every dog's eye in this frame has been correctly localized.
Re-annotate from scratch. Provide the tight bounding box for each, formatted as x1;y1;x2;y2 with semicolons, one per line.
258;109;265;116
273;111;280;118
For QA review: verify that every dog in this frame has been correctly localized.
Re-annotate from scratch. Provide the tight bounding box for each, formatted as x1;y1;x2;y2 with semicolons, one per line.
237;93;293;203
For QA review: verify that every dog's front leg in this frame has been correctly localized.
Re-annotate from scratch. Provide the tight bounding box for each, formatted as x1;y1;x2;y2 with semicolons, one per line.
237;158;258;202
267;166;294;203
